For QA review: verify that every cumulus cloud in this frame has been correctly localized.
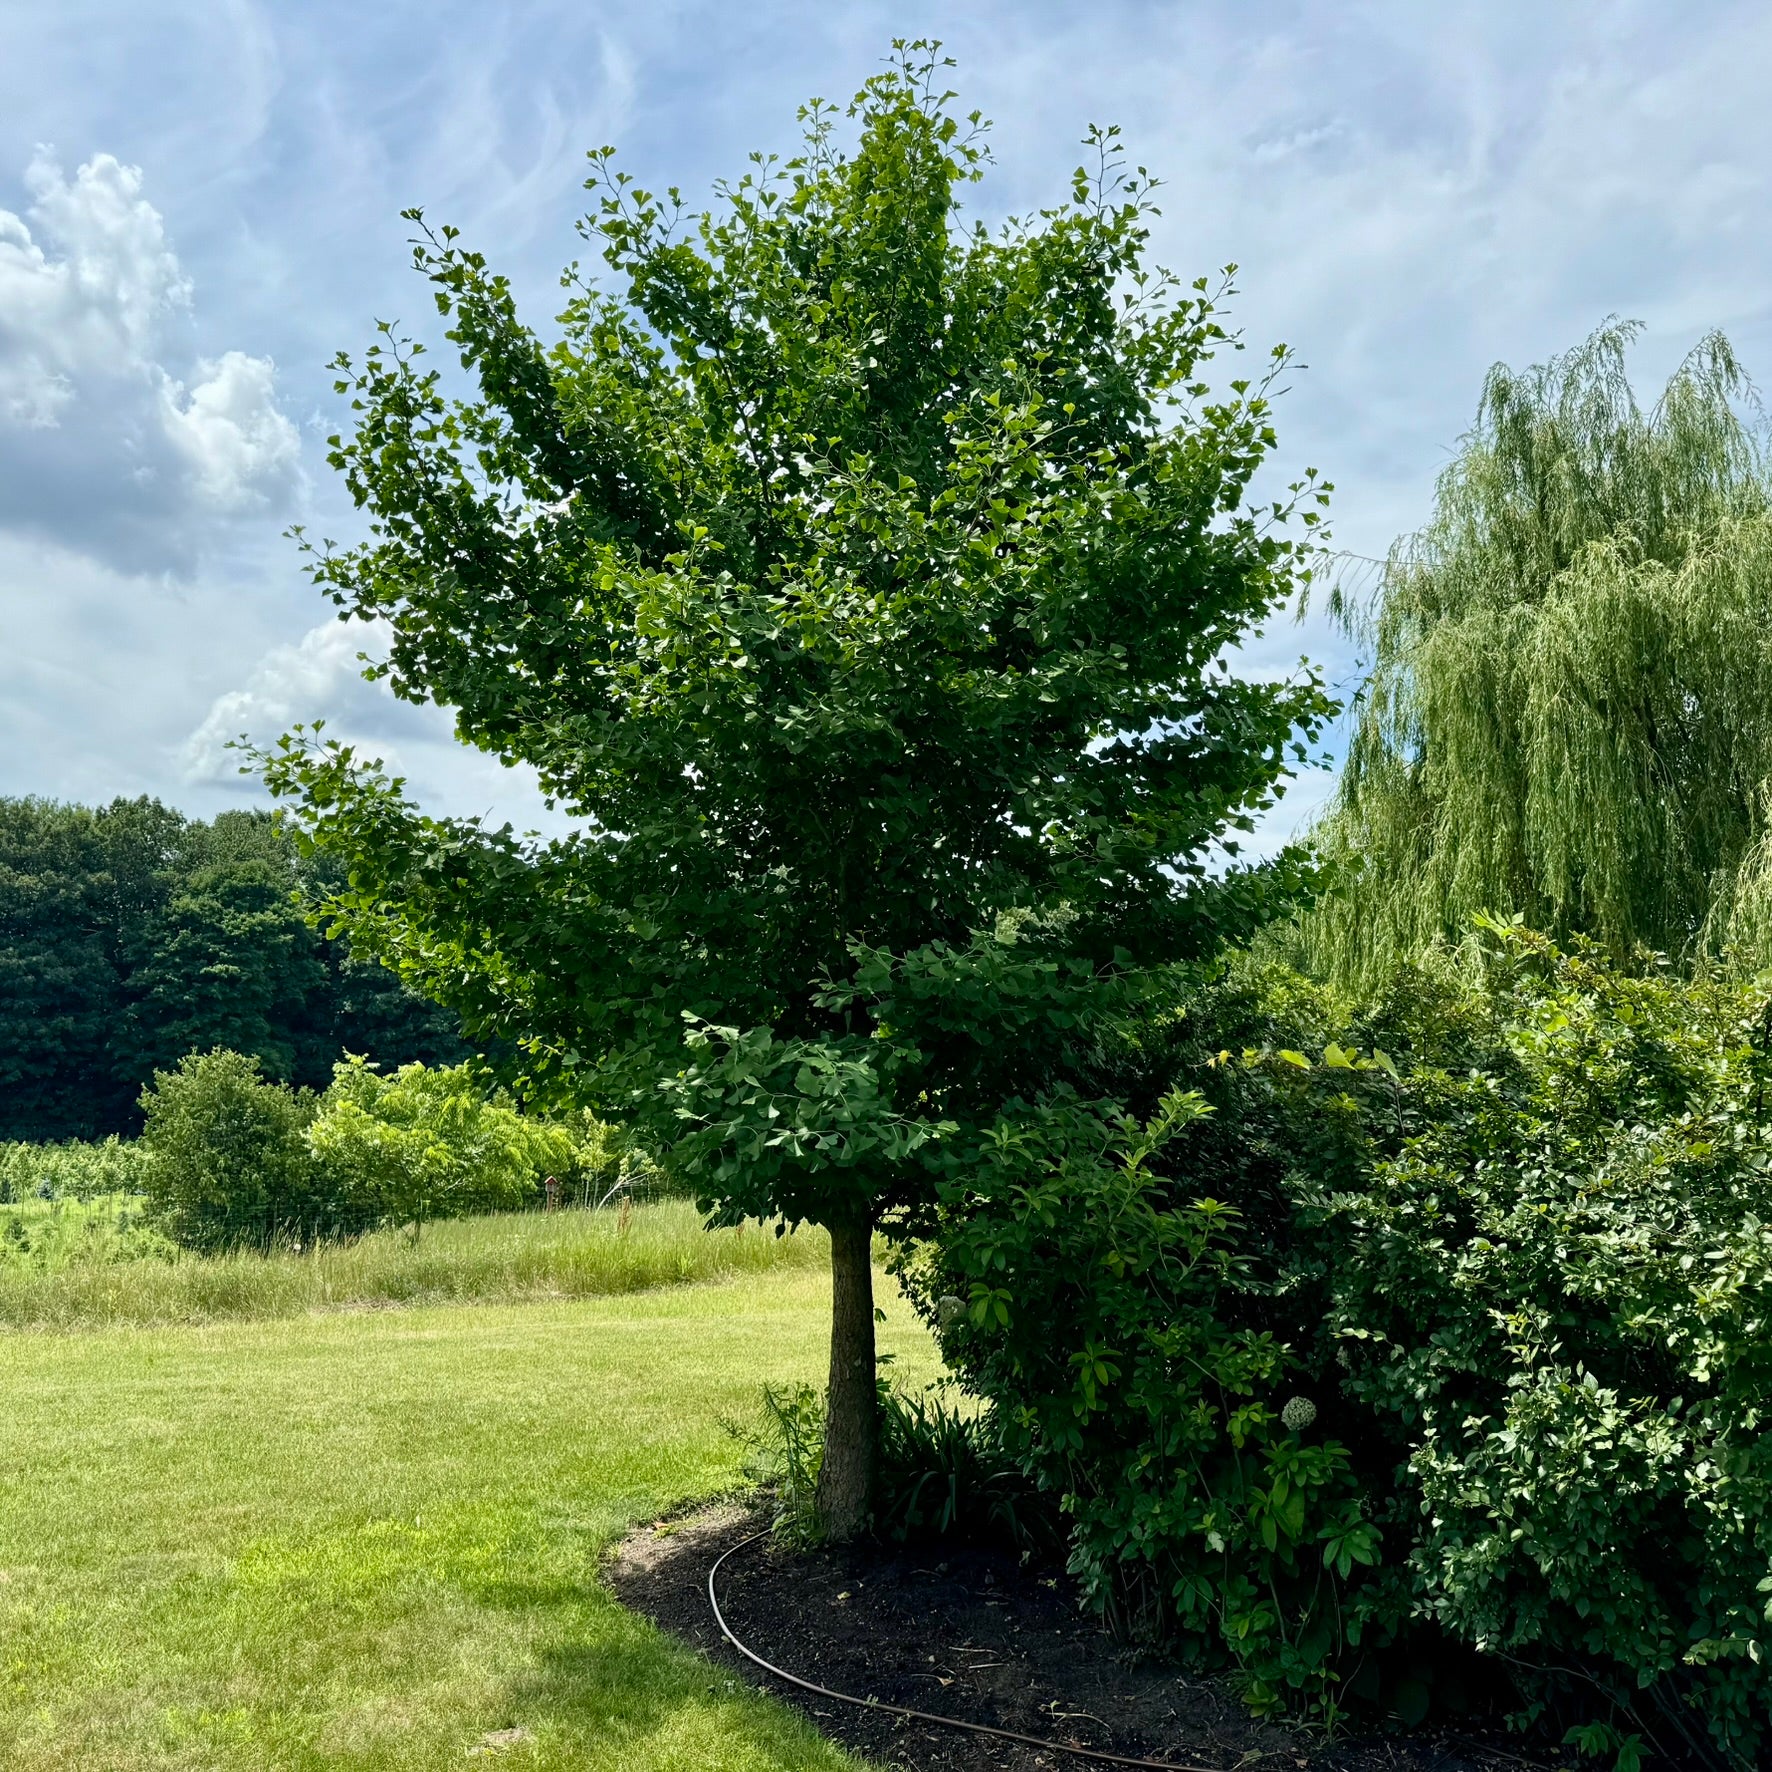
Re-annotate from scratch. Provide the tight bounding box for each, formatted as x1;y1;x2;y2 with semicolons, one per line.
0;150;300;571
180;614;573;834
181;619;391;783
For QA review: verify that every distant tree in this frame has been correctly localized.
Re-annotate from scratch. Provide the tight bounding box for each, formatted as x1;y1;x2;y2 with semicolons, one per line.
124;859;329;1084
262;46;1331;1536
1297;321;1772;986
0;797;183;1138
0;798;471;1136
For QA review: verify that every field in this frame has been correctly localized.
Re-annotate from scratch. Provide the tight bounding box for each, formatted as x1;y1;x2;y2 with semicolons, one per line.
0;1199;829;1330
0;1210;937;1770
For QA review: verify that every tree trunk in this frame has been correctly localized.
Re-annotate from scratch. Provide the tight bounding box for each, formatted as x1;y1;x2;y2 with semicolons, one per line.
816;1212;877;1541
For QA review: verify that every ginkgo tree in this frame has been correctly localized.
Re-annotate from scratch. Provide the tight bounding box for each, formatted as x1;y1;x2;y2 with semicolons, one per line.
261;43;1332;1538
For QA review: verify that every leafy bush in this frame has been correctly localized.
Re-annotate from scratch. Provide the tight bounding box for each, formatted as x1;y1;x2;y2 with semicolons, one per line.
137;1051;590;1249
901;1088;1380;1718
304;1056;577;1231
138;1049;323;1251
909;928;1772;1764
1316;924;1772;1766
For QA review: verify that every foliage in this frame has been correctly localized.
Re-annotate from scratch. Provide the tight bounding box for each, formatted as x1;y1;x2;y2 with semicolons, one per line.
1312;923;1772;1767
0;796;470;1140
138;1050;325;1251
256;43;1333;1531
1295;322;1772;987
305;1055;578;1231
135;1050;603;1249
900;1085;1379;1718
0;1191;175;1270
562;1110;670;1207
872;1385;1048;1551
742;1383;830;1547
908;927;1772;1760
0;1135;150;1203
0;795;186;1138
740;1378;1044;1552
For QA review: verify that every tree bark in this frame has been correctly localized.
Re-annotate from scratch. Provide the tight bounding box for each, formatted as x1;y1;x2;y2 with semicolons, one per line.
815;1212;877;1542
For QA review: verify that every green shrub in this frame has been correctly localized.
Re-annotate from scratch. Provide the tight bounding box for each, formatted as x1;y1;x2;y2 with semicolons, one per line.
138;1049;324;1251
902;1088;1379;1717
132;1050;627;1250
1317;924;1772;1766
305;1056;577;1231
909;928;1772;1763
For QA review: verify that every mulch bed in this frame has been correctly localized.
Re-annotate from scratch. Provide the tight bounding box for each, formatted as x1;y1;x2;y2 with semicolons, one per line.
605;1504;1542;1772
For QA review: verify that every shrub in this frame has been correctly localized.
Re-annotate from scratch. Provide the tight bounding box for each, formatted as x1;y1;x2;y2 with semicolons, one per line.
909;928;1772;1763
901;1088;1380;1718
1317;924;1772;1766
138;1049;322;1250
304;1056;578;1232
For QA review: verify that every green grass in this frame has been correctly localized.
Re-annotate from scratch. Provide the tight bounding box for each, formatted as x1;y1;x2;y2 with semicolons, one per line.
0;1202;829;1330
0;1263;938;1769
0;1190;176;1274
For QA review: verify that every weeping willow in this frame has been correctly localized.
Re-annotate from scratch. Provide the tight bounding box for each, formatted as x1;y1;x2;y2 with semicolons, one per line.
1294;319;1772;988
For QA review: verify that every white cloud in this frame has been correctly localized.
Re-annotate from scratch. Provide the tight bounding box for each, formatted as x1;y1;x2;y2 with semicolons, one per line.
181;618;376;783
181;615;572;835
160;350;300;512
0;150;301;570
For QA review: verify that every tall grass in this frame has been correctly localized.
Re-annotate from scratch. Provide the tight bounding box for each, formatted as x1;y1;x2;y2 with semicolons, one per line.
0;1200;828;1332
0;1191;175;1268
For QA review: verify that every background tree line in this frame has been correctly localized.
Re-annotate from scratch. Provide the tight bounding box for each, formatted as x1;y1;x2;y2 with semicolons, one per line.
0;796;470;1140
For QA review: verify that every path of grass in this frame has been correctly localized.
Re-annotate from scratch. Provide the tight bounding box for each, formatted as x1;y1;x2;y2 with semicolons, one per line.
0;1267;936;1770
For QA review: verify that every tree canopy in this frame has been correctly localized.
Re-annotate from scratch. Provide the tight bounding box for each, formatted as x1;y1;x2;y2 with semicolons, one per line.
262;44;1332;1534
1296;320;1772;987
0;797;468;1138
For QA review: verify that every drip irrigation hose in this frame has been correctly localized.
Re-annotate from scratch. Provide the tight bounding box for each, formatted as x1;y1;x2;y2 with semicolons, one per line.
706;1529;1230;1772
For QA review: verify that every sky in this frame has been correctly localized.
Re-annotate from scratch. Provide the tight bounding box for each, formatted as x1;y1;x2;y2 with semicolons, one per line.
3;0;1771;848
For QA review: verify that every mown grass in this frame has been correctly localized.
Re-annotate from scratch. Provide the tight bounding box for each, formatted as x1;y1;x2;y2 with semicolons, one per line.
0;1264;937;1770
0;1201;828;1331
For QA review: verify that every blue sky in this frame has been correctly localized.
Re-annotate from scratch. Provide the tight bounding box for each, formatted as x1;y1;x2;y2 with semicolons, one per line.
4;1;1770;846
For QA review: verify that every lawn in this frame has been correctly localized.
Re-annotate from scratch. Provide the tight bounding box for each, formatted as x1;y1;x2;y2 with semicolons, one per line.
0;1248;938;1769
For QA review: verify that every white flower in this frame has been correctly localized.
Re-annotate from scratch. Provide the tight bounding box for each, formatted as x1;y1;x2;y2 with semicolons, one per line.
1281;1395;1318;1432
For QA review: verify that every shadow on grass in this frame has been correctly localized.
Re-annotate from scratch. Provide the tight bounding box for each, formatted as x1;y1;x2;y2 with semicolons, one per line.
470;1565;858;1771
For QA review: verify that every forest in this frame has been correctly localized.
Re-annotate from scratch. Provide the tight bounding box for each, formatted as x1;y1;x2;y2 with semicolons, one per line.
0;796;468;1139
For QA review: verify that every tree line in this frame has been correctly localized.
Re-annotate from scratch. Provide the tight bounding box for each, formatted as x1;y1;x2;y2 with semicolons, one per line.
0;797;469;1140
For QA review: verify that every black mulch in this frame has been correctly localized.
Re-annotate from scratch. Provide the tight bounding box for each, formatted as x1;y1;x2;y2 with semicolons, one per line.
605;1504;1544;1772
